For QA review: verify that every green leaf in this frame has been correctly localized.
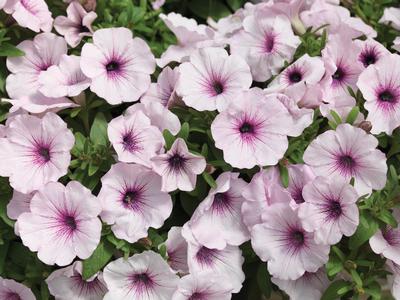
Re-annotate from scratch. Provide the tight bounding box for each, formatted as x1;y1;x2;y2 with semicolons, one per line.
377;209;398;228
202;172;217;189
0;43;25;57
82;240;114;280
350;269;362;287
349;212;379;250
327;255;344;277
226;0;246;10
346;107;360;125
188;0;231;19
163;129;175;149
90;113;108;146
0;241;9;274
330;110;342;125
321;280;351;300
177;122;190;140
88;161;100;176
279;164;289;188
257;263;272;297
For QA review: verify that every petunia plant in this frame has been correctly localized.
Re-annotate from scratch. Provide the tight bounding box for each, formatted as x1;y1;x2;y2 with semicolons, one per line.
0;0;400;300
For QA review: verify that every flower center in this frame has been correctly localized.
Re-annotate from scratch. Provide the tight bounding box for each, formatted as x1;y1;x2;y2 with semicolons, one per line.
6;293;21;300
123;191;137;204
130;273;154;293
289;71;302;83
79;24;90;33
328;200;342;219
106;61;120;72
362;53;376;67
239;122;254;134
122;132;140;152
212;192;233;214
189;292;204;300
168;154;185;170
383;228;400;246
332;67;344;81
339;155;355;170
196;246;217;267
64;216;77;230
291;230;305;247
212;81;224;95
133;273;151;284
379;90;394;102
264;34;275;53
292;189;305;204
38;146;51;162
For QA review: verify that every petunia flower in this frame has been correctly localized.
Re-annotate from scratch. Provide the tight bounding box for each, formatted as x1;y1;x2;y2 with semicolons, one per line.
354;38;390;69
172;273;234;300
393;37;400;53
211;88;294;169
319;94;364;125
379;7;400;30
303;123;387;195
0;113;74;193
38;54;91;98
229;11;300;82
182;225;245;293
46;261;107;300
298;176;360;245
251;203;330;280
287;164;316;207
242;167;292;230
107;110;164;167
17;181;102;266
187;172;249;250
103;251;179;300
387;260;400;300
6;33;76;113
4;0;53;32
151;138;206;192
165;226;188;273
6;190;33;220
98;163;172;243
357;54;400;134
54;1;97;47
80;27;155;104
0;277;35;300
271;268;330;300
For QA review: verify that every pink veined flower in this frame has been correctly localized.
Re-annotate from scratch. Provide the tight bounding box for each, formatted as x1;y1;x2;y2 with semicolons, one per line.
298;176;360;245
165;226;189;274
379;7;400;31
303;123;387;195
188;172;249;250
80;27;156;104
271;268;330;300
17;181;102;266
0;277;35;300
5;33;76;113
151;138;206;192
182;224;245;293
38;54;91;98
387;260;400;300
354;38;390;69
320;33;363;99
242;167;292;230
46;261;107;300
176;47;252;112
6;190;33;220
287;164;316;207
0;113;74;193
211;88;294;169
268;54;325;105
151;0;165;10
172;273;234;300
229;11;300;82
141;66;180;109
319;94;364;125
107;110;164;167
54;1;97;47
157;12;215;67
394;37;400;53
357;54;400;135
125;102;181;138
4;0;53;32
0;0;7;9
251;203;330;280
98;163;173;243
103;251;179;300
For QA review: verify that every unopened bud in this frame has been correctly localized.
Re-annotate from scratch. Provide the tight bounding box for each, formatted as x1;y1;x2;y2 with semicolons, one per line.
358;121;372;133
205;164;216;174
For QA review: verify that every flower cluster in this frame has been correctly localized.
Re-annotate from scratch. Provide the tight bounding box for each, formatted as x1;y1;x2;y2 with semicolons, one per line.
1;0;400;299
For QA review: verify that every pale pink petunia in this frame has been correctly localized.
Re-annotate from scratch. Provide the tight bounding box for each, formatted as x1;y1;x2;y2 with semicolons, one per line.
271;268;330;300
54;1;97;47
319;94;364;125
4;0;53;32
393;37;400;53
0;113;74;193
165;226;188;273
0;277;35;300
251;203;330;280
387;260;400;300
303;123;387;195
379;7;400;31
46;261;107;300
157;12;215;67
103;251;179;300
172;273;234;300
230;11;300;82
98;163;172;243
151;138;206;192
141;66;180;109
80;27;155;104
287;164;316;207
39;54;91;98
107;110;164;167
125;102;181;136
0;0;7;9
320;33;363;99
268;54;325;105
188;172;249;250
182;225;245;293
151;0;165;10
211;88;294;169
357;54;400;135
298;176;359;245
17;181;102;266
242;167;292;230
6;190;33;220
176;47;252;112
354;38;391;69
